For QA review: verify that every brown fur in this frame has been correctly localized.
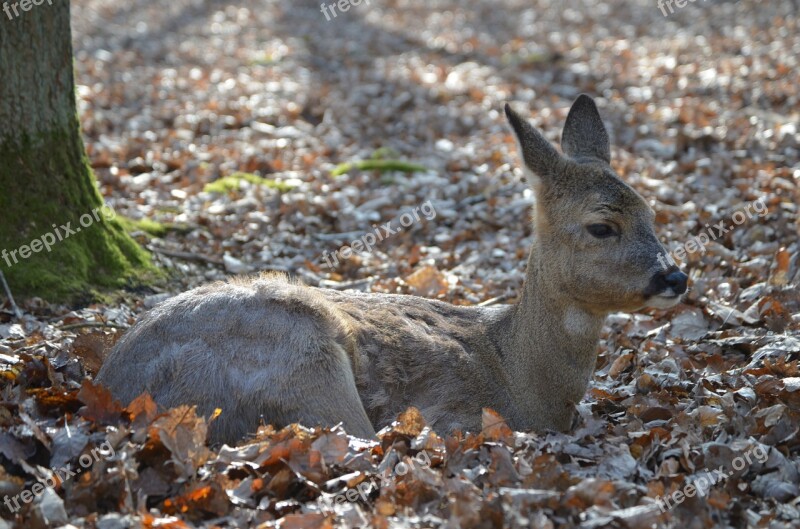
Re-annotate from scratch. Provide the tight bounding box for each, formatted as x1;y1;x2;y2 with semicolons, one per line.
95;95;687;444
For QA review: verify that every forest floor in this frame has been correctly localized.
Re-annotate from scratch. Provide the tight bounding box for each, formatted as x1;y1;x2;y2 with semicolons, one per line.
1;0;799;527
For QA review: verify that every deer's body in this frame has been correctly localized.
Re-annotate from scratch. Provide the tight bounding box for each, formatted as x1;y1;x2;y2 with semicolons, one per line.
98;269;601;442
96;95;688;444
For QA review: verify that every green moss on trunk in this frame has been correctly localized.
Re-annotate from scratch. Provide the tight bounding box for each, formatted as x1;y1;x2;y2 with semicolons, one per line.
0;126;157;302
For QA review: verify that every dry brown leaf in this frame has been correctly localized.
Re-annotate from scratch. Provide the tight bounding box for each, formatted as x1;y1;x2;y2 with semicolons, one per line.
481;408;514;444
77;379;124;424
70;332;117;374
405;265;448;298
392;407;427;437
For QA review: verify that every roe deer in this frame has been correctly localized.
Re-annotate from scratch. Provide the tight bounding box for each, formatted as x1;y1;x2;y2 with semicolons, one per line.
95;95;688;444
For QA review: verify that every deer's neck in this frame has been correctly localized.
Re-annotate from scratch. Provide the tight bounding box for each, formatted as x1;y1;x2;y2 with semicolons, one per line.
492;245;606;428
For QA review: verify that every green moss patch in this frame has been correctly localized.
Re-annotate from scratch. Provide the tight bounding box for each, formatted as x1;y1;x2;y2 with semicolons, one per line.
204;172;296;194
331;149;428;177
117;216;189;238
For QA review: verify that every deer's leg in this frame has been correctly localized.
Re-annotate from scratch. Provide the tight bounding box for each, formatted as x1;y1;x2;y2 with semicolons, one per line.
223;336;375;441
293;346;376;439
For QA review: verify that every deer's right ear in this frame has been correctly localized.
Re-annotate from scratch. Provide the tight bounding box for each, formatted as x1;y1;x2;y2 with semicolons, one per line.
560;94;610;163
505;103;563;187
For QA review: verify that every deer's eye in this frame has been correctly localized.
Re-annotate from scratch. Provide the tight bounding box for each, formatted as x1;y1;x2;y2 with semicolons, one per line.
586;223;617;239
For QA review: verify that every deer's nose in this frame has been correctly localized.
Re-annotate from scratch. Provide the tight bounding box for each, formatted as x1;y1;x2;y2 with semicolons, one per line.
663;270;688;294
649;267;688;296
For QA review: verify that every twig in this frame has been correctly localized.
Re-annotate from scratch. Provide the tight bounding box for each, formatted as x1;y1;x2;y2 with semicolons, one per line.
478;294;512;307
318;278;374;291
0;270;22;319
314;231;366;241
58;322;128;331
147;246;224;266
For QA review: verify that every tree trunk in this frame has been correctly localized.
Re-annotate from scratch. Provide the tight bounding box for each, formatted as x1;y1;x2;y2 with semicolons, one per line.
0;0;153;302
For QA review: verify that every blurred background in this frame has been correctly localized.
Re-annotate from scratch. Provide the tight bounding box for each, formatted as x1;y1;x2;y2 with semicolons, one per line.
68;0;799;303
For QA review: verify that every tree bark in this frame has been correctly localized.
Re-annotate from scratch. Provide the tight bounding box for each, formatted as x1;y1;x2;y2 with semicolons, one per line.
0;0;153;302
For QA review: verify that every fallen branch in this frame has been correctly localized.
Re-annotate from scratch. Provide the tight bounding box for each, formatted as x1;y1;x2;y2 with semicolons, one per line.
0;270;22;319
148;246;224;266
58;321;129;331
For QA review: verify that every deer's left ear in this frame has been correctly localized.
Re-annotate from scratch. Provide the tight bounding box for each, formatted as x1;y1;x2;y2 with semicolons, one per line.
505;103;565;189
561;94;610;163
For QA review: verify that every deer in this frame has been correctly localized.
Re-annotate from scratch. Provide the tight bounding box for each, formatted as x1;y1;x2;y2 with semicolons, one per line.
95;95;688;445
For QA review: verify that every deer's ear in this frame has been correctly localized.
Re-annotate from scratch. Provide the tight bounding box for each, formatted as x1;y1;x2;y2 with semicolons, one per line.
561;94;610;163
505;103;563;187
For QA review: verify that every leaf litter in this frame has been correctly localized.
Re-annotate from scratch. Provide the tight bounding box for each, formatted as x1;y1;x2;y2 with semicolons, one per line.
1;0;800;527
